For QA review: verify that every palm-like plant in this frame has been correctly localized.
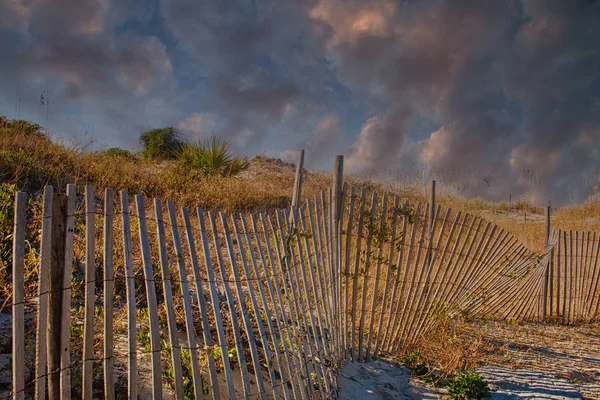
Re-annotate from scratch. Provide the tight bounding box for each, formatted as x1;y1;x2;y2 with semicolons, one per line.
177;135;250;177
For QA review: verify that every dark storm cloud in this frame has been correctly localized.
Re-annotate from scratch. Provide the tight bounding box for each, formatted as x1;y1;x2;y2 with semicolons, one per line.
218;82;299;123
161;0;340;154
311;0;600;203
0;0;176;149
1;0;599;204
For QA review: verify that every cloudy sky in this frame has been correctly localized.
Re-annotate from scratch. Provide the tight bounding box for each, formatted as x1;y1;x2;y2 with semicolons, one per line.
1;0;599;204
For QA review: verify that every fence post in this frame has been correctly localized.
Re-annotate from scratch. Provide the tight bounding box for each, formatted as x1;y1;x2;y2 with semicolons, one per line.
543;205;551;320
430;180;436;233
426;180;436;267
332;155;344;359
48;193;67;400
291;149;305;210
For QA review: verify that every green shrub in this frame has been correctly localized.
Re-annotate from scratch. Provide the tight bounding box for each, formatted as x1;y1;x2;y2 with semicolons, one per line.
0;150;34;185
177;136;249;177
0;117;43;136
102;147;134;159
447;370;490;400
139;127;183;159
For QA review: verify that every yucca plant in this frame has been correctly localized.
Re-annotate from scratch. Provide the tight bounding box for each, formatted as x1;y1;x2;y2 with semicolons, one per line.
177;135;250;177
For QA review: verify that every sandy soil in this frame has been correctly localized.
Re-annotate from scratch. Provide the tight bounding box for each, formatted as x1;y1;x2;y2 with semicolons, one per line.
339;323;600;400
339;360;596;400
339;359;442;399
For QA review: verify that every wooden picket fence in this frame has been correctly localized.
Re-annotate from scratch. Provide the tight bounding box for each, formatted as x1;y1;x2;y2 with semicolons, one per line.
545;229;600;324
6;156;600;399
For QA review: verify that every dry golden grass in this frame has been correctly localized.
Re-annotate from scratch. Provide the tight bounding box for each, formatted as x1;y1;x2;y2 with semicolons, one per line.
0;123;334;211
3;119;598;250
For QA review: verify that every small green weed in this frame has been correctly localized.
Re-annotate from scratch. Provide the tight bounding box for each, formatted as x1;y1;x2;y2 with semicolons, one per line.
402;349;440;385
137;330;152;354
161;342;208;398
447;370;490;400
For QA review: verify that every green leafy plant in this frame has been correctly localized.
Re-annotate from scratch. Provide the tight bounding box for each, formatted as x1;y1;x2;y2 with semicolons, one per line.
402;349;441;385
402;349;430;377
139;127;183;159
161;342;207;398
227;347;237;360
137;330;152;354
70;306;84;339
447;370;490;400
177;136;250;177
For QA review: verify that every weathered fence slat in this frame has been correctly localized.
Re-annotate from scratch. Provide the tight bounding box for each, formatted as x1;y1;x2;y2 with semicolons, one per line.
61;184;76;400
82;186;95;400
35;186;53;400
568;230;574;324
120;191;137;400
48;193;67;399
556;230;562;318
291;149;305;210
342;187;356;357
135;195;163;400
563;230;568;323
12;192;26;400
104;189;115;400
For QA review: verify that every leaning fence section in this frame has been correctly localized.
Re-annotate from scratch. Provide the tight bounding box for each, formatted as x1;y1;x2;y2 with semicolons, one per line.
336;189;558;363
9;185;346;399
7;174;600;398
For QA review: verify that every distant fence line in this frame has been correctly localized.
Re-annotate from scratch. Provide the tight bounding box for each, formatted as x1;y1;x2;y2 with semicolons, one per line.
6;152;597;399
